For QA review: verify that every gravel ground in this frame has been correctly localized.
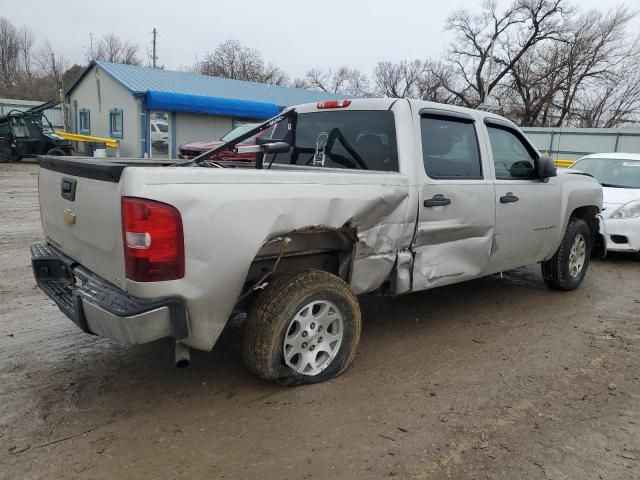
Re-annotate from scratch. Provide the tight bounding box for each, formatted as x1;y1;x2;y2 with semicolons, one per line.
1;161;639;480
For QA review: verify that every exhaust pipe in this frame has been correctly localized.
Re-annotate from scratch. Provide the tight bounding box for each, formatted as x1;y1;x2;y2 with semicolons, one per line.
175;342;191;369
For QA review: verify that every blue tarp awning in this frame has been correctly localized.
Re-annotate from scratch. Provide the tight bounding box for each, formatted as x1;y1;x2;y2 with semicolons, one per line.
145;90;280;119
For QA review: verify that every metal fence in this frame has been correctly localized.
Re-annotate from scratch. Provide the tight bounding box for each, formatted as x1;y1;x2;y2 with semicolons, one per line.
0;98;64;129
522;127;640;162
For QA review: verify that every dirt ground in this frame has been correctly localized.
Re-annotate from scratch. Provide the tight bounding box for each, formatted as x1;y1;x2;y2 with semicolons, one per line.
1;161;639;480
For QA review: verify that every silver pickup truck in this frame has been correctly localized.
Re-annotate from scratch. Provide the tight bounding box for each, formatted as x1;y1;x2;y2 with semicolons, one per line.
32;98;602;385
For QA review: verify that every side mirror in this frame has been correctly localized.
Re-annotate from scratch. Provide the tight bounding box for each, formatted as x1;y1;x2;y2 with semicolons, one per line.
261;141;290;154
538;156;557;180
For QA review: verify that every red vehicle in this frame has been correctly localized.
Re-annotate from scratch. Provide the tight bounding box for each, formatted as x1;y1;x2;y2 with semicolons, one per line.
178;123;269;161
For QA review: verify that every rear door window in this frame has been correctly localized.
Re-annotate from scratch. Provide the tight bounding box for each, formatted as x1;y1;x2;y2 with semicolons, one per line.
421;115;482;179
267;110;399;172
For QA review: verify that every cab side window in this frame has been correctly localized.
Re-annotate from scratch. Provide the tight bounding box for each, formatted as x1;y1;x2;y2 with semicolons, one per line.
487;126;537;180
421;115;482;179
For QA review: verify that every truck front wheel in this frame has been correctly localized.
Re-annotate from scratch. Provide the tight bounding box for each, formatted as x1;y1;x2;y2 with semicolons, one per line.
541;217;592;290
242;269;361;385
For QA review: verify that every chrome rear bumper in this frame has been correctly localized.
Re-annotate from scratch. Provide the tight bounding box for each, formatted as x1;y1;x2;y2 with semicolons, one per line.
31;243;189;344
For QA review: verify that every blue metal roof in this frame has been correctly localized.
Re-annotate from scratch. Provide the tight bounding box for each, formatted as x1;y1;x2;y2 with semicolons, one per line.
68;61;349;111
145;90;280;118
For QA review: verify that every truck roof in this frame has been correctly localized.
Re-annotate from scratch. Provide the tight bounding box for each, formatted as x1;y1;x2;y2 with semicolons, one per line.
292;98;518;127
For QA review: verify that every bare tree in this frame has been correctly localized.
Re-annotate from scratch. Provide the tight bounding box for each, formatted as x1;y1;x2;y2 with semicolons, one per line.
552;7;636;126
200;40;263;81
572;51;640;128
0;17;21;94
503;6;637;127
295;66;370;96
504;41;568;125
373;60;425;98
18;26;34;78
36;40;67;93
261;62;289;86
199;39;288;86
87;33;141;65
373;59;454;102
293;68;329;91
443;0;567;107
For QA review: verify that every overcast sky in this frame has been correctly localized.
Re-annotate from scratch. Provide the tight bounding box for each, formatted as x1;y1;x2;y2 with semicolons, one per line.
6;0;639;78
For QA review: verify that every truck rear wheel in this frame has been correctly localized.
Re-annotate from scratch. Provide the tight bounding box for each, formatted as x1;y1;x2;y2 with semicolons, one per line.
541;217;592;290
242;269;361;385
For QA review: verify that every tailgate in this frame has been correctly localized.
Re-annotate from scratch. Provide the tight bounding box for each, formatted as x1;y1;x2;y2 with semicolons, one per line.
38;157;127;289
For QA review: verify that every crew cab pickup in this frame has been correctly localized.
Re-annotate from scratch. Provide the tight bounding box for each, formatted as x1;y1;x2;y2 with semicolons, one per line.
32;98;603;385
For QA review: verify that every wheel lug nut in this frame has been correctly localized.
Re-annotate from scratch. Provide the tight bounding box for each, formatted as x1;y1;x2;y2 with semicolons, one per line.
318;337;322;343
302;331;308;337
302;342;308;348
310;345;315;351
318;326;323;332
310;322;316;329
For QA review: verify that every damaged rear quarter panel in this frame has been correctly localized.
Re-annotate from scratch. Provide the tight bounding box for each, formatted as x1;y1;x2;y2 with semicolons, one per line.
121;166;412;350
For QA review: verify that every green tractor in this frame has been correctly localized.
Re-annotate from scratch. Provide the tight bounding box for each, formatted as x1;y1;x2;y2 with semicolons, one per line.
0;100;72;163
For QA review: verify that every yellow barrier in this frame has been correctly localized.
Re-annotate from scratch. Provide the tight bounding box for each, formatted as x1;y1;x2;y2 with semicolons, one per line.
55;131;119;149
554;159;574;168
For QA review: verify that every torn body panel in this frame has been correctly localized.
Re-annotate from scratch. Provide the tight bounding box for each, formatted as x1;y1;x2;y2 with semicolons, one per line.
120;166;414;350
412;182;496;290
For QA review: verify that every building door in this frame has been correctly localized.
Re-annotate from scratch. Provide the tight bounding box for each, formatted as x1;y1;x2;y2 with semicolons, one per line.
149;111;170;158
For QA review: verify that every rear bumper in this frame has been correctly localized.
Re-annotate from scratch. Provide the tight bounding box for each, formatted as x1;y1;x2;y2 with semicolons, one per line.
31;243;189;344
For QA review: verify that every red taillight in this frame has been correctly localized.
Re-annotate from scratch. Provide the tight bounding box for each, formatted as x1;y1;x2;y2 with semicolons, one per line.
121;197;184;282
317;99;352;109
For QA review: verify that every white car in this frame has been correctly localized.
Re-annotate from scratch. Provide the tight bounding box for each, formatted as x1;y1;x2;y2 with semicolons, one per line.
150;119;169;143
570;153;640;258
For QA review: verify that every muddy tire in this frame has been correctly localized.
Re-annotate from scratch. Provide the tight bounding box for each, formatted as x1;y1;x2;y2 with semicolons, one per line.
242;269;361;385
541;217;592;290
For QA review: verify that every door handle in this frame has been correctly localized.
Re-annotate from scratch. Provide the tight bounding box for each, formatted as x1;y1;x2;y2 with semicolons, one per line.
500;192;519;203
424;194;451;207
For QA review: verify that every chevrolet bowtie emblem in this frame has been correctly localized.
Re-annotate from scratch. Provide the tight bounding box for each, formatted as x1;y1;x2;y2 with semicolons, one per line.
63;209;76;225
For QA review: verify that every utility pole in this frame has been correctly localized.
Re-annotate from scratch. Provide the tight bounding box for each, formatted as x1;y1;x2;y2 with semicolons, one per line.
152;28;157;68
483;37;496;104
89;32;94;58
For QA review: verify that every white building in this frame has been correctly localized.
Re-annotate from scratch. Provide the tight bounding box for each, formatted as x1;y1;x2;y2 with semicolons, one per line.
65;61;348;158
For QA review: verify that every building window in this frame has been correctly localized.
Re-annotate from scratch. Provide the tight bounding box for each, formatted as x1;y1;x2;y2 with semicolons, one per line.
109;108;123;138
79;108;91;134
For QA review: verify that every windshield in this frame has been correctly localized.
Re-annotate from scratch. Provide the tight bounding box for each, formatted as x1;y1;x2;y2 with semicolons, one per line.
33;114;54;134
571;157;640;189
221;124;259;143
267;110;399;171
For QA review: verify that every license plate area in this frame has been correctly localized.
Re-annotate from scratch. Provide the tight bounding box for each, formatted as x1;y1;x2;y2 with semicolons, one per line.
33;258;74;284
